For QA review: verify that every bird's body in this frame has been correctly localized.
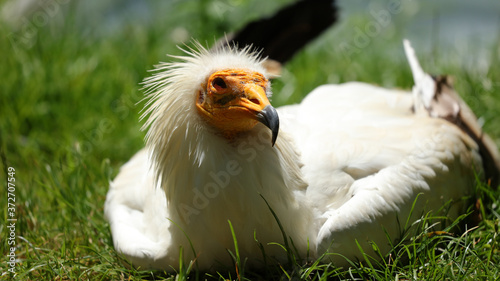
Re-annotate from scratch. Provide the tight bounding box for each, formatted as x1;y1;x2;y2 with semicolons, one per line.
105;42;494;271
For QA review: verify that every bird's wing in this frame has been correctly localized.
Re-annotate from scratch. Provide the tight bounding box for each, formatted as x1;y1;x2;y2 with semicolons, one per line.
279;82;482;263
104;149;173;269
218;0;338;65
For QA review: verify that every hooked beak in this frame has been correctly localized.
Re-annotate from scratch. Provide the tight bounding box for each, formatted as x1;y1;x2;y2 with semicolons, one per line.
255;105;279;146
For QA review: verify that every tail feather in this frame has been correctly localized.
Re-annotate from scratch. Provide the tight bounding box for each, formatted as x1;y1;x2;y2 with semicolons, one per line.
404;39;500;187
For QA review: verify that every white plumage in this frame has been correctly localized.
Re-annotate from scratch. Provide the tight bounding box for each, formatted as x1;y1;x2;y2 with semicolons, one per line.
104;41;495;271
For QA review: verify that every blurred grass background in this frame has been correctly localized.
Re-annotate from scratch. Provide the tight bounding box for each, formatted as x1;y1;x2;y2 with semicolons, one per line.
1;0;499;279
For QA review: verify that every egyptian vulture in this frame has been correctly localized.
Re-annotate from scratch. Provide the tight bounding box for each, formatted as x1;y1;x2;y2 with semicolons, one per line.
104;40;499;271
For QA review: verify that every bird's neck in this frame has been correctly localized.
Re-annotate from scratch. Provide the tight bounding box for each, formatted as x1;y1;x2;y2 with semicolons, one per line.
153;122;314;264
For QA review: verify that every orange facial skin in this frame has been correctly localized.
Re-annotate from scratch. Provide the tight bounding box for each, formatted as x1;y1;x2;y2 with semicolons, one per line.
196;69;274;140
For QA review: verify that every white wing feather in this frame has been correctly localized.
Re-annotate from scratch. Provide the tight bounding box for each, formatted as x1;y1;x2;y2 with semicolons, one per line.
105;150;174;269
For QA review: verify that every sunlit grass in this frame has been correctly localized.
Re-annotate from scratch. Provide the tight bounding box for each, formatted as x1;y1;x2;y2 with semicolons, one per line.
1;1;499;280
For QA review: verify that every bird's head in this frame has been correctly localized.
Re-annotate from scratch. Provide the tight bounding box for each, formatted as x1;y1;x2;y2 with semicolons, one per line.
142;42;279;148
195;68;279;145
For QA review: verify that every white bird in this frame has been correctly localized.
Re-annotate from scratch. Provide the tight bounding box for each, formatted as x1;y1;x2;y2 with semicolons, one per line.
104;40;499;271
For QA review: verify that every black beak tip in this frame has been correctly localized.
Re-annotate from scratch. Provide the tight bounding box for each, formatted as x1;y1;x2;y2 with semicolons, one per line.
256;105;279;146
271;132;278;147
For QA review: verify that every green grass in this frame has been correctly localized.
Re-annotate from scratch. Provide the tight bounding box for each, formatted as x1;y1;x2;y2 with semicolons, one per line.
1;0;500;280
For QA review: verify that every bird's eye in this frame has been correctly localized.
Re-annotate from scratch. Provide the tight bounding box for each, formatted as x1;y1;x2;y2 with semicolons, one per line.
212;77;227;91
